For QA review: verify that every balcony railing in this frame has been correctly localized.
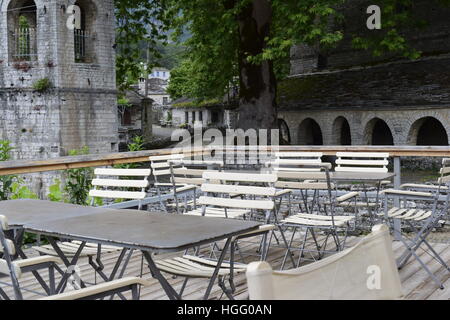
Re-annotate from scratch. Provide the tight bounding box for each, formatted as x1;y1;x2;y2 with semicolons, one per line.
12;28;37;61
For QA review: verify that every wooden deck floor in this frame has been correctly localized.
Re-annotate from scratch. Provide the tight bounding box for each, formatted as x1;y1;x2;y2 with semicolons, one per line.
1;231;450;300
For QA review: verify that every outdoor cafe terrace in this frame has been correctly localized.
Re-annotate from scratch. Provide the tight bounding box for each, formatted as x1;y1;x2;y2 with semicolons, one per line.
0;145;449;300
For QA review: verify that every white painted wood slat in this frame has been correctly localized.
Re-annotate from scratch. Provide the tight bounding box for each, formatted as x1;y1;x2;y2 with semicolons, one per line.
202;171;277;183
92;179;149;188
89;189;146;200
94;168;151;176
201;184;276;196
198;196;274;210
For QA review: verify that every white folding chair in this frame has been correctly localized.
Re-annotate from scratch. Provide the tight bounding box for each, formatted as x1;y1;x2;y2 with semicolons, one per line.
266;152;323;172
265;152;323;215
89;168;152;210
400;158;450;224
335;152;390;173
168;159;223;214
152;171;278;298
149;154;196;211
185;171;277;220
382;186;450;288
335;152;391;224
183;171;293;263
0;215;62;299
278;164;357;269
246;224;403;300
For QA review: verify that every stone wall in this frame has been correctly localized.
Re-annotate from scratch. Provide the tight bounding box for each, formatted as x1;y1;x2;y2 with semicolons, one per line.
0;0;118;196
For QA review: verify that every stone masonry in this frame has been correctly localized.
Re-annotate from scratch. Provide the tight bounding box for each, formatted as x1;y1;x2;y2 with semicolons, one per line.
0;0;118;196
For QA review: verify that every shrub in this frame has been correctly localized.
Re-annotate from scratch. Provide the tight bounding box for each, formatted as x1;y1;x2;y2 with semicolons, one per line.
32;78;52;92
64;146;94;205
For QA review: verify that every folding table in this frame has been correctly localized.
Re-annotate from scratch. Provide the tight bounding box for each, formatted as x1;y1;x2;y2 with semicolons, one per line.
0;199;260;300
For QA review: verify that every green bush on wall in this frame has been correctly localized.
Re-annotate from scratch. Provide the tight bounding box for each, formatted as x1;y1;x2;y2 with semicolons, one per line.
32;78;52;92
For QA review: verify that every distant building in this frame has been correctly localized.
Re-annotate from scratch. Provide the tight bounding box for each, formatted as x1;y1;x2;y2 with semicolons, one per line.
169;98;238;129
117;89;151;151
148;67;170;81
138;67;171;125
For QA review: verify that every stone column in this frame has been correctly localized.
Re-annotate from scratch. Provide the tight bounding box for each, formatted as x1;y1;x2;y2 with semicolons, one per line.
141;98;153;143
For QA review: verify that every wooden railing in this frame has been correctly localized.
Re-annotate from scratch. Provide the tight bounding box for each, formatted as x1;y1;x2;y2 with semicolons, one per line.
1;146;450;182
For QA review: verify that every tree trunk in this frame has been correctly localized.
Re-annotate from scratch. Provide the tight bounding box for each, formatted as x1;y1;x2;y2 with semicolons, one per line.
236;0;277;131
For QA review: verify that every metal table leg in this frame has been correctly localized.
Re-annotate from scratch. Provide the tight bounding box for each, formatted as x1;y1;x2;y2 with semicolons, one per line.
142;251;181;300
46;237;87;293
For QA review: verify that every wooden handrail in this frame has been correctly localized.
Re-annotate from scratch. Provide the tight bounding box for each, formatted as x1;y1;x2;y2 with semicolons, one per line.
1;145;450;176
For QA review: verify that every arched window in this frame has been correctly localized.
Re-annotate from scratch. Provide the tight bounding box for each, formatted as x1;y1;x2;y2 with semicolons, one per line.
332;117;352;145
74;0;96;63
298;118;323;145
408;117;448;146
7;0;37;61
364;118;394;145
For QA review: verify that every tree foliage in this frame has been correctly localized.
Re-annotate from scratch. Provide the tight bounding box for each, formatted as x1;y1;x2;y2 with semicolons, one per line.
164;0;435;101
114;0;171;92
115;0;448;127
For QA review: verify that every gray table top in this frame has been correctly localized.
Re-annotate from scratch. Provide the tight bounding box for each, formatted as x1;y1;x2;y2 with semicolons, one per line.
0;199;107;226
0;200;261;253
330;172;395;182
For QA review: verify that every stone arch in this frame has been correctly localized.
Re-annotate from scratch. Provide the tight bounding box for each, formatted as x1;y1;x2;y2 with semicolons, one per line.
298;118;323;145
407;117;448;145
74;0;97;63
7;0;37;61
277;118;291;144
363;117;394;145
332;116;352;145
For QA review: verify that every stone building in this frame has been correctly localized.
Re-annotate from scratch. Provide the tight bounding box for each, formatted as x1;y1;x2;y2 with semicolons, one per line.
138;67;171;125
169;97;238;129
278;0;450;148
0;0;118;196
117;89;149;151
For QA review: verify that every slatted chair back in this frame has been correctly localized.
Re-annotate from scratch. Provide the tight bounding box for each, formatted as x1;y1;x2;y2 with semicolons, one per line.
149;154;186;182
266;152;323;172
274;163;336;214
335;152;389;173
168;159;224;187
198;171;278;219
438;158;450;187
215;148;262;167
274;163;334;190
246;224;402;300
401;158;450;198
0;215;23;299
89;168;151;209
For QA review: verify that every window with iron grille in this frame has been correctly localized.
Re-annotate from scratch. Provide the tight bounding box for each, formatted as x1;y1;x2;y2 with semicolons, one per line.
8;2;38;62
74;29;90;62
12;27;37;61
73;0;96;63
